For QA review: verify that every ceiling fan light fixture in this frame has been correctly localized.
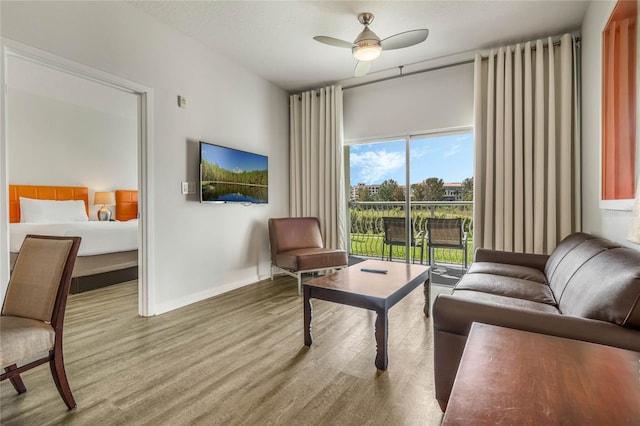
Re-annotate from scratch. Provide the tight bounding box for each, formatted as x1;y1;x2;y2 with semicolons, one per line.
352;41;382;61
313;12;428;77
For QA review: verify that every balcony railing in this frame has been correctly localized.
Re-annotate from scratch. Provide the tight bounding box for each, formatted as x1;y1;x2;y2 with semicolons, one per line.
349;201;474;267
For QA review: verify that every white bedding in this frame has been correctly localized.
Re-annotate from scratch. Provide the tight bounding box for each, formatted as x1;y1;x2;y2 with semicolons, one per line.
10;220;138;256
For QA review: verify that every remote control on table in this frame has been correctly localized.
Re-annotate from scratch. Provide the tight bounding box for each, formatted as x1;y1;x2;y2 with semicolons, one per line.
360;268;388;274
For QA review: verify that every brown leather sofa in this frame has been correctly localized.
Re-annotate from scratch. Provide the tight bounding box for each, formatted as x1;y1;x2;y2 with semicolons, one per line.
268;217;348;294
432;232;640;411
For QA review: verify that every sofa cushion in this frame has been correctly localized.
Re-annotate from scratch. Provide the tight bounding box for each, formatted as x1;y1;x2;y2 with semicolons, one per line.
559;248;640;329
455;273;557;306
467;262;547;283
451;290;560;314
276;248;347;271
547;238;619;297
545;233;596;284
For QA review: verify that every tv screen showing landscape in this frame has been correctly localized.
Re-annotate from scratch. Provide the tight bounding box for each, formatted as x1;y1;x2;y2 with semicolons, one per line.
199;141;268;204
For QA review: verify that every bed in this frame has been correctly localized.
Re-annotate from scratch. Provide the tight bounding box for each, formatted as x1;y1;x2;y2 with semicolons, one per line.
8;185;139;293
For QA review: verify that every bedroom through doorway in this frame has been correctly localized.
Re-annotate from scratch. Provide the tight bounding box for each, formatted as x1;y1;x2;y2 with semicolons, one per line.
3;49;142;309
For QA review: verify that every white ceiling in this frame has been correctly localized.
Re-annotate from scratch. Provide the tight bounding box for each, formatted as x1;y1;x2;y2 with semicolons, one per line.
128;1;589;93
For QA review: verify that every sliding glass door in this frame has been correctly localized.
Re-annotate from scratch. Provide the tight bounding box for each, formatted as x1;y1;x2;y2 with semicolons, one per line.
347;129;473;267
347;138;408;261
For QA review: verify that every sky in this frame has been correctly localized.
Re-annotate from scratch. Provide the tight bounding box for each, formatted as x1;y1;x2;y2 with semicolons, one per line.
349;133;473;186
201;141;267;172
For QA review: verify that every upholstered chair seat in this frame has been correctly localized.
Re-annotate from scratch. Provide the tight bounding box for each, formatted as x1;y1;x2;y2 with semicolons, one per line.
0;316;55;367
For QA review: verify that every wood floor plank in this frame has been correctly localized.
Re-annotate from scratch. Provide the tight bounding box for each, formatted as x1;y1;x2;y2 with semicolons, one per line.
1;276;445;425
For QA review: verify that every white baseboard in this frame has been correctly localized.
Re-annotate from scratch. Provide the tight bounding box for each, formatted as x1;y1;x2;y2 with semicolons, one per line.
154;276;260;315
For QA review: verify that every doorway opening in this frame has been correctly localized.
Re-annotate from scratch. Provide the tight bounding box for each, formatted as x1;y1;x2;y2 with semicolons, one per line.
1;42;154;315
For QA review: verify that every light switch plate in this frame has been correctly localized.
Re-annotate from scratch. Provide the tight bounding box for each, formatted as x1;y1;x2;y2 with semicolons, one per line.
181;182;189;194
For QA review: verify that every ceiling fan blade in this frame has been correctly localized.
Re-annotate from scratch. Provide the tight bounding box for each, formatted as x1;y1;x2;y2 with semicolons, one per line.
380;29;429;51
313;36;354;49
354;60;372;77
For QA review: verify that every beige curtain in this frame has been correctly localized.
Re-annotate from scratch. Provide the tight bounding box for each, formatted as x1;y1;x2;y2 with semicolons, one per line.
474;33;581;254
289;85;346;250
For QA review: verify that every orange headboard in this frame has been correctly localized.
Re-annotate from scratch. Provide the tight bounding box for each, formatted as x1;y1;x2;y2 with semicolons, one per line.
9;185;89;223
115;189;138;221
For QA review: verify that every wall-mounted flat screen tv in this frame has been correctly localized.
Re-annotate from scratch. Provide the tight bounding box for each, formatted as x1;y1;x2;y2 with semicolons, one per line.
199;141;268;204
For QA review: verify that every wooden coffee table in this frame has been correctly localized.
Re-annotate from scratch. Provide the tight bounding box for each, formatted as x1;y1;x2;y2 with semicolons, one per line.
303;259;430;370
443;322;640;425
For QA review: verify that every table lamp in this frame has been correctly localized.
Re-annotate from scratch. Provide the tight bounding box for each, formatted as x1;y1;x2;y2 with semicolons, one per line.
94;191;115;221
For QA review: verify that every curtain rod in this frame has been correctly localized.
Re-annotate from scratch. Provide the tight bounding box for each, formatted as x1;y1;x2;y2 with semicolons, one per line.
342;35;581;91
343;60;474;90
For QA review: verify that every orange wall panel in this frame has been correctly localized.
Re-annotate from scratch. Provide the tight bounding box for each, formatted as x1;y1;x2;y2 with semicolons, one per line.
602;0;637;200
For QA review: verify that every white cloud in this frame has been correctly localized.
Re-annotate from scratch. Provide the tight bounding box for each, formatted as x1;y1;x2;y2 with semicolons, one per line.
410;145;432;160
350;149;404;184
443;144;461;158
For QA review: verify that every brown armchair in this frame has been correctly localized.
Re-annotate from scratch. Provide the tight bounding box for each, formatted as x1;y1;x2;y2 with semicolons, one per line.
268;217;348;294
1;235;81;410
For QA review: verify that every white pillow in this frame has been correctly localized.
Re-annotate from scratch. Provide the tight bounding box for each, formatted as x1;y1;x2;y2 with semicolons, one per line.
20;197;89;223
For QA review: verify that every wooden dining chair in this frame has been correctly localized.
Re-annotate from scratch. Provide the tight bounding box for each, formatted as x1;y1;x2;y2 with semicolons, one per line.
0;235;81;410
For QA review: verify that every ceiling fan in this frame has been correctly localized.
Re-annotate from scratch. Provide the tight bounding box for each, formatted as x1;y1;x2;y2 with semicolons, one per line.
313;12;429;77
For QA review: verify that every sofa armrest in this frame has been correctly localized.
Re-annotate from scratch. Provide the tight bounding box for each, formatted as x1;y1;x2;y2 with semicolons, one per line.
433;294;640;352
474;248;549;272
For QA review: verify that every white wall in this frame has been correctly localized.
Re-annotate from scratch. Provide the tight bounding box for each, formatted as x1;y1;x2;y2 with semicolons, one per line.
343;63;474;141
581;1;639;249
7;56;138;220
0;1;289;314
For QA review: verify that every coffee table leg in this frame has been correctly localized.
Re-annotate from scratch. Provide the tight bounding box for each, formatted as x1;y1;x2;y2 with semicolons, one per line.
374;309;388;370
304;286;313;346
423;277;431;317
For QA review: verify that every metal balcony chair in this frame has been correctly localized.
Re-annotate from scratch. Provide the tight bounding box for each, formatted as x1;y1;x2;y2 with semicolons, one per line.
381;217;426;264
426;218;468;271
0;235;82;410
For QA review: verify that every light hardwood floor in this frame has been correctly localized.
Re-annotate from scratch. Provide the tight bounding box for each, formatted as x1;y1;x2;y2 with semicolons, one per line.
1;276;447;425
